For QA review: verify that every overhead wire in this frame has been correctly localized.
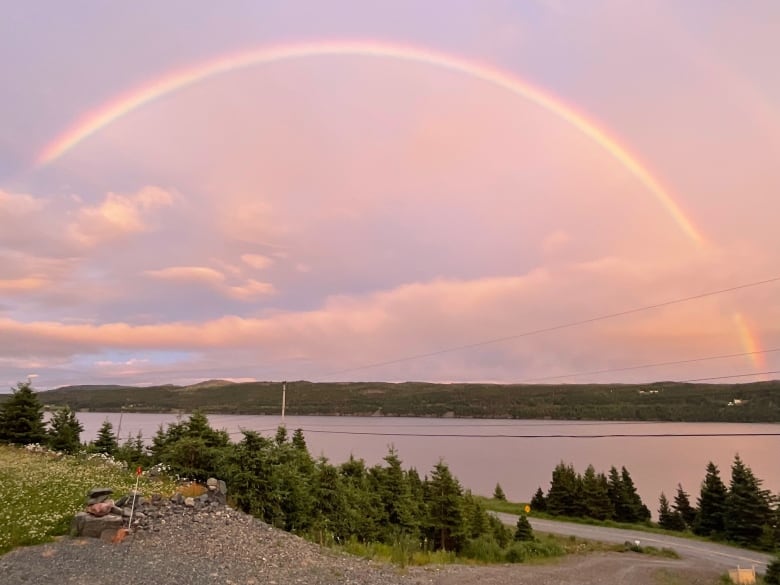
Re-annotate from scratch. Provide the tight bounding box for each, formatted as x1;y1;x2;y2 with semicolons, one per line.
519;348;780;383
316;275;780;379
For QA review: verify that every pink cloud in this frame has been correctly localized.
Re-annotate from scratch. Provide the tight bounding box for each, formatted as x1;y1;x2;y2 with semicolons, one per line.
145;265;275;300
68;186;174;246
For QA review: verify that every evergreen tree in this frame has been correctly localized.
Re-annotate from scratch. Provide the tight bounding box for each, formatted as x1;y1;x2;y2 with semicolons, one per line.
152;412;231;481
514;514;534;541
292;428;307;451
546;462;582;517
312;457;347;540
765;556;780;585
92;420;118;455
493;482;506;501
694;462;728;536
658;492;685;531
462;490;490;539
424;460;464;551
724;454;772;547
530;486;547;512
607;466;630;522
0;381;47;445
377;448;418;537
581;465;614;520
673;483;697;528
47;406;83;453
620;467;651;522
115;431;149;467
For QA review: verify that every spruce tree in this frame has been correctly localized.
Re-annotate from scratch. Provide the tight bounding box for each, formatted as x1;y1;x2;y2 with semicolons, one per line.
694;462;728;536
765;556;780;585
514;514;534;541
0;381;47;445
530;487;547;512
673;483;697;528
620;467;651;522
581;465;614;520
377;448;418;536
424;460;464;551
493;483;507;501
47;406;83;453
658;492;685;531
93;420;118;455
724;454;772;547
546;462;582;517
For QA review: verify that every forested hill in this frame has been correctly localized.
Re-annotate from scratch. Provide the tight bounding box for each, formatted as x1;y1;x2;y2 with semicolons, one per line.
26;379;780;422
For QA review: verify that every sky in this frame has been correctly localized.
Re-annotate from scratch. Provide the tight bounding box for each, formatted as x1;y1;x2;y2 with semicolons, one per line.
1;0;779;389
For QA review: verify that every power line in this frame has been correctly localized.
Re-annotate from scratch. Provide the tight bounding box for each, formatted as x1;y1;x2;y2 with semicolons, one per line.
680;370;780;383
520;348;780;383
319;275;780;378
288;428;780;439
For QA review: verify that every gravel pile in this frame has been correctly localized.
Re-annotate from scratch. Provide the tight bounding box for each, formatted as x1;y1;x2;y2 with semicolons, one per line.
0;499;717;585
2;502;419;585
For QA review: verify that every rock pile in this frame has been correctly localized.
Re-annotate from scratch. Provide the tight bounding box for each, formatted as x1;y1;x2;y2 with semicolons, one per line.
71;478;229;542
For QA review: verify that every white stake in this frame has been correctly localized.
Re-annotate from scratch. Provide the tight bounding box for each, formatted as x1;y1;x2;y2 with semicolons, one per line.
127;466;142;531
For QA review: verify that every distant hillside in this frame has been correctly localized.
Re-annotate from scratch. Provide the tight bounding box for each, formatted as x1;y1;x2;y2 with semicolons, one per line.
181;379;237;390
26;379;780;422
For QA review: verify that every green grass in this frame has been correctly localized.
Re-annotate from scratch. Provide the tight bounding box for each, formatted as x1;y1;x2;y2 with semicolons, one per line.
0;444;176;554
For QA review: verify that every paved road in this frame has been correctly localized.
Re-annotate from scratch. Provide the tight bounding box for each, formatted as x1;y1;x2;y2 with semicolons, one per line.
495;513;774;573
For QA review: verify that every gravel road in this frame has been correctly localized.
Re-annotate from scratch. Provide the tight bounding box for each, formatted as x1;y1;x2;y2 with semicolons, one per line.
496;513;772;572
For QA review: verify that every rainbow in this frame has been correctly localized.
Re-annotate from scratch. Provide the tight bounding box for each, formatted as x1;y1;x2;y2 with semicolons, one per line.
733;313;767;370
35;39;704;245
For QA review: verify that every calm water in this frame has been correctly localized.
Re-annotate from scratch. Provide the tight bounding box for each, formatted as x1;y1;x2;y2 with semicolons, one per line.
77;413;780;507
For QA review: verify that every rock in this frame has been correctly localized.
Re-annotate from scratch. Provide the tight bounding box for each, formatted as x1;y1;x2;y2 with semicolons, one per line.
86;487;113;505
151;493;162;504
87;501;115;517
116;490;142;508
206;477;218;491
171;492;184;505
71;512;124;538
184;497;195;507
110;505;123;516
88;487;113;499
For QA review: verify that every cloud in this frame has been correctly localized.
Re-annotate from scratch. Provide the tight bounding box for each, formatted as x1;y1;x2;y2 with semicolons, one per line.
0;190;44;217
0;277;49;294
145;265;275;300
68;186;174;246
1;249;776;385
241;253;273;270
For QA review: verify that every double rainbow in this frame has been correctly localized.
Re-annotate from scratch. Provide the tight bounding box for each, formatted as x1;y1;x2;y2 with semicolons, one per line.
35;39;704;246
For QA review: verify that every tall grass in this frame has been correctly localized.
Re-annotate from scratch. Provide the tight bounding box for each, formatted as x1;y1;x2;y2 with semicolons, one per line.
0;444;176;554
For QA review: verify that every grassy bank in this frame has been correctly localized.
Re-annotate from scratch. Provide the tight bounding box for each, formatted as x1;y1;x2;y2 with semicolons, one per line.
0;444;175;554
337;531;678;567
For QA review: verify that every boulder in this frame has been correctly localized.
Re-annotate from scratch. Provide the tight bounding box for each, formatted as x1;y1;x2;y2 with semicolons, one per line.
86;501;115;517
71;512;124;538
86;487;113;505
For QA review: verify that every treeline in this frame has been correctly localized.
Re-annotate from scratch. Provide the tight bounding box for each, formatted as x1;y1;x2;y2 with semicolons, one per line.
30;379;780;422
0;381;546;562
531;458;780;551
657;457;780;550
530;463;651;523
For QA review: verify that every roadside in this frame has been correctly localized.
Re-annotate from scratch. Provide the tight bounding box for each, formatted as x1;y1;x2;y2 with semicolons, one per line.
493;512;773;573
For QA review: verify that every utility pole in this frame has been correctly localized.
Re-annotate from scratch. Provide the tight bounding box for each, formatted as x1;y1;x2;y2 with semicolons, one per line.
281;381;286;426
